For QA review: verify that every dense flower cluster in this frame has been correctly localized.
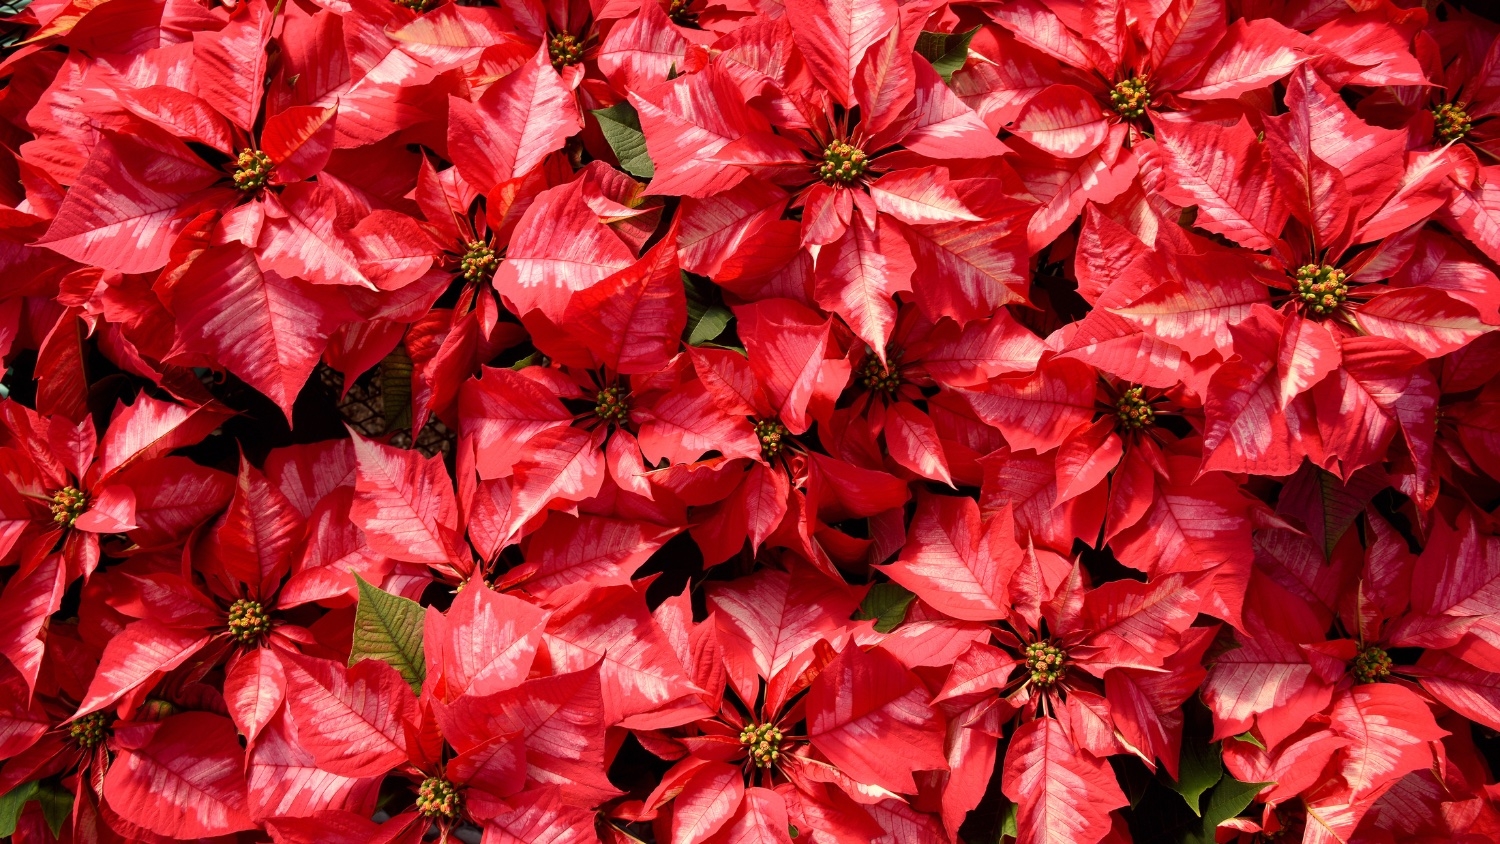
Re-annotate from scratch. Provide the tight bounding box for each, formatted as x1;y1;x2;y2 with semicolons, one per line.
1;0;1499;842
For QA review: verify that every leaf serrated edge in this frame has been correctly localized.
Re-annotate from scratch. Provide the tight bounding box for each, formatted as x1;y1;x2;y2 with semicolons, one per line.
350;573;427;694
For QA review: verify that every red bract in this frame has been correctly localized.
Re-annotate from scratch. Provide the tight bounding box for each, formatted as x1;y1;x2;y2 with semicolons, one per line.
633;0;1031;337
821;301;1043;486
5;0;1500;842
70;448;404;741
976;0;1318;249
646;299;912;572
0;632;121;842
884;493;1214;837
0;396;231;695
627;577;946;843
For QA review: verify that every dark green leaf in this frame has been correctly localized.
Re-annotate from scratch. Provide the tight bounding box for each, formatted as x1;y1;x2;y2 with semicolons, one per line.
1168;740;1223;816
1000;801;1017;840
36;785;71;837
683;273;735;346
689;307;732;345
381;343;414;431
855;583;916;633
593;102;655;179
350;574;426;693
1113;754;1154;809
1203;776;1271;827
0;781;39;838
0;0;33;16
914;27;979;81
1314;468;1381;558
1182;776;1271;844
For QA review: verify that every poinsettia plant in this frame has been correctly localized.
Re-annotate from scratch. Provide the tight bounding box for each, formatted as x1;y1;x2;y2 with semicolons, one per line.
3;0;1500;842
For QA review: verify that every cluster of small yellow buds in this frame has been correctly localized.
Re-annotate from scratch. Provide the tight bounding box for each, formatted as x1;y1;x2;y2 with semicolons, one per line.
226;599;272;644
667;0;698;26
232;149;274;192
69;712;111;750
392;0;433;10
739;723;784;768
50;486;88;527
455;577;494;595
1351;646;1394;684
595;385;631;424
415;777;463;822
818;140;868;186
1110;77;1151;118
1024;640;1067;688
1293;264;1349;316
548;33;584;68
1433;102;1472;143
859;352;901;396
460;240;497;283
1115;386;1155;431
754;419;790;460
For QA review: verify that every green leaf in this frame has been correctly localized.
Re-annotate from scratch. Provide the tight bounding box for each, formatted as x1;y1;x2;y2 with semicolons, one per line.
510;351;545;370
1314;468;1381;558
855;583;916;633
1182;775;1271;844
1168;741;1223;816
350;574;427;693
36;785;71;837
0;781;39;838
1229;730;1265;750
914;27;979;81
593;102;655;179
689;307;733;345
1202;776;1271;828
0;0;33;15
1000;801;1017;840
683;273;734;346
381;343;414;431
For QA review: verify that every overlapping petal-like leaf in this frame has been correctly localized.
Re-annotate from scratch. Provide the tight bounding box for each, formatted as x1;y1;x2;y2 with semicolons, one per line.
3;0;1499;842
